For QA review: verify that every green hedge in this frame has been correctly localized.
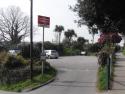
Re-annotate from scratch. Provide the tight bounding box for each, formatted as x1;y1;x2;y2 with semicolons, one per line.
63;48;80;56
0;51;53;85
0;51;28;69
123;48;125;55
97;66;107;91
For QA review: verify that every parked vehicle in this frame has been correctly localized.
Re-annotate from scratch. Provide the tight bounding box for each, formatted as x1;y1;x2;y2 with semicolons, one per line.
45;50;59;59
8;49;20;56
80;51;87;55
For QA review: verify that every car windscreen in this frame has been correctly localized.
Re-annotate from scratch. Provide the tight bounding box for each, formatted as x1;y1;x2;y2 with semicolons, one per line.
51;50;56;53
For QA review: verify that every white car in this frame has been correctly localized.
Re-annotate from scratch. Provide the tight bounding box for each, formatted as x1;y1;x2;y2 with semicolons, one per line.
45;50;59;59
9;49;20;56
80;51;87;55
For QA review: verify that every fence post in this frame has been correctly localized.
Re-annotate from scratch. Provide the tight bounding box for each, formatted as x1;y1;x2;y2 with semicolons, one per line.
110;54;112;77
107;56;111;90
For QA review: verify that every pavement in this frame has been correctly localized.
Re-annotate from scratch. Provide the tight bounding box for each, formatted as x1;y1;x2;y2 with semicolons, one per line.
0;55;99;94
109;53;125;94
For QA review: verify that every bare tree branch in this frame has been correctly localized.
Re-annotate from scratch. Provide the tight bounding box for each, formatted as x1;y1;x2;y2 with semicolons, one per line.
0;6;30;45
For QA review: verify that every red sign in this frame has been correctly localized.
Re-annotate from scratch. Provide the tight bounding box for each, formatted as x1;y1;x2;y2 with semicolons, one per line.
38;15;50;28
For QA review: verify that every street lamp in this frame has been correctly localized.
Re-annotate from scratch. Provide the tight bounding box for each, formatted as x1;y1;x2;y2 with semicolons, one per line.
30;0;33;80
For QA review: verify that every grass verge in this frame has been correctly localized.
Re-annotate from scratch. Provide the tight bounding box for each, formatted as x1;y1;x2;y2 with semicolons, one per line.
97;66;107;91
0;68;56;92
122;48;125;55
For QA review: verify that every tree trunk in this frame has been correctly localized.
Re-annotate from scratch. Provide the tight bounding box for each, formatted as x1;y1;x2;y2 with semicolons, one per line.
59;32;61;45
92;34;94;44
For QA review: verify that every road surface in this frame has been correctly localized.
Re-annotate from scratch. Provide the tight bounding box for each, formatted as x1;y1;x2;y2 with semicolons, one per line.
0;56;98;94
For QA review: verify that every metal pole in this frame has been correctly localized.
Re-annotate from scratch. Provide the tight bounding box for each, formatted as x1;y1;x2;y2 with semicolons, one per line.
30;0;33;80
42;27;45;77
107;57;110;90
108;57;111;90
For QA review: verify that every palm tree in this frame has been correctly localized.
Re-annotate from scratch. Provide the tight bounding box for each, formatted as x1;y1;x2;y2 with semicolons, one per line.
54;25;64;44
77;37;86;45
64;29;77;43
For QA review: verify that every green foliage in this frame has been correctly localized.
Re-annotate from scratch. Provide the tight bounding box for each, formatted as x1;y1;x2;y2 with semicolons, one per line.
97;66;107;91
21;44;41;59
0;51;8;64
0;46;6;52
0;51;28;69
72;0;125;34
77;37;86;44
98;51;109;67
74;37;87;50
63;47;80;56
64;29;77;42
0;72;56;92
21;42;65;57
9;55;26;68
114;45;121;52
88;43;102;53
54;25;64;33
123;48;125;56
54;25;64;44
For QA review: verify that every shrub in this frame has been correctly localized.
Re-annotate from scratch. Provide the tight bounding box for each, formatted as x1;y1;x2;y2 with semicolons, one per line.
123;48;125;55
98;32;122;44
4;55;28;69
97;66;107;91
0;51;55;85
21;44;41;59
63;47;80;56
0;66;42;85
98;51;109;67
0;51;28;69
88;43;102;53
114;45;121;52
0;51;8;64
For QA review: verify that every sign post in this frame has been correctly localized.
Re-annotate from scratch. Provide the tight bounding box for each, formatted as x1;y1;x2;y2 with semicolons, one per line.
41;26;44;77
30;0;33;81
38;15;50;77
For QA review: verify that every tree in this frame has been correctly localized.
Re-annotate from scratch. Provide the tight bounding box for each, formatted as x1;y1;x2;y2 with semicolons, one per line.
0;6;30;46
72;0;125;34
64;29;77;43
98;32;122;44
54;25;64;44
89;25;98;44
75;37;87;50
77;37;86;45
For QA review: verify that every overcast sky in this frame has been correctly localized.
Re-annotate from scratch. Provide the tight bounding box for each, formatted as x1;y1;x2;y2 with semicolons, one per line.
0;0;107;44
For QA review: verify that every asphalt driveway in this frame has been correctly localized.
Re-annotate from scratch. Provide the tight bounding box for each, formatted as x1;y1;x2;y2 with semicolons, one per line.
0;56;98;94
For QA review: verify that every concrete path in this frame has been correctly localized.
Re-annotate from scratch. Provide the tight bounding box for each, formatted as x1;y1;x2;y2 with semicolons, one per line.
110;53;125;94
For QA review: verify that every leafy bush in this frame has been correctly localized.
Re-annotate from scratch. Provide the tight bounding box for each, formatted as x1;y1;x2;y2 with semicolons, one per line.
0;46;6;52
21;44;41;59
88;43;102;53
0;51;56;85
0;51;28;69
97;66;107;91
0;66;42;85
98;51;109;67
5;55;28;69
98;32;122;44
63;47;80;56
0;51;8;64
114;45;121;52
123;48;125;55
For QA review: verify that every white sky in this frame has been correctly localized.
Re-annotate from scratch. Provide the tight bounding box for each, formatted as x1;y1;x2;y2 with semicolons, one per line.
1;0;123;46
